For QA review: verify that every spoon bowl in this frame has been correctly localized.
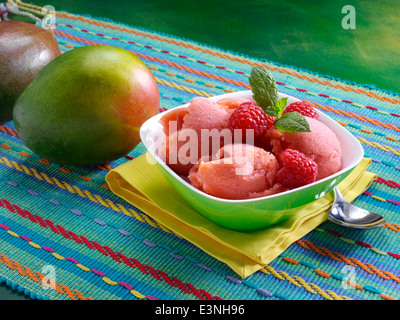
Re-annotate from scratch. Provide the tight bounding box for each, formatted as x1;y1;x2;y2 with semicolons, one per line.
328;187;386;229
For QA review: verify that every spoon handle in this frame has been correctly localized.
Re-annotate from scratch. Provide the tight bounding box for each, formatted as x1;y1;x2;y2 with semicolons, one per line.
333;187;346;202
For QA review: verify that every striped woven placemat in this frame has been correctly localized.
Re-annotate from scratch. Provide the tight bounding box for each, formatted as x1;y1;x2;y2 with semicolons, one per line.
0;1;399;300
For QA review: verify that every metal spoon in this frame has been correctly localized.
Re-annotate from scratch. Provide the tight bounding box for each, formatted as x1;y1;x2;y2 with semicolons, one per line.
328;187;386;230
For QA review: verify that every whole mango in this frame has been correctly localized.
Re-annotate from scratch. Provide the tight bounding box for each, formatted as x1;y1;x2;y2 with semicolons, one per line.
13;45;159;165
0;20;60;123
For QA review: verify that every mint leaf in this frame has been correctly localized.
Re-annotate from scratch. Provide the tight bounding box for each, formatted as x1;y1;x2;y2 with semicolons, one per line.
247;66;310;134
274;97;288;116
263;97;288;117
274;112;311;133
249;66;278;113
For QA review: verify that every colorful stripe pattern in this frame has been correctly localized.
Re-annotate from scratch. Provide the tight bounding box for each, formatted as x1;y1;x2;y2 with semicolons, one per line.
0;2;399;300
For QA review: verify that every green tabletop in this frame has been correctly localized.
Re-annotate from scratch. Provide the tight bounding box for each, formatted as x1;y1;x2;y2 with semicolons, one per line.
0;0;398;300
32;0;400;94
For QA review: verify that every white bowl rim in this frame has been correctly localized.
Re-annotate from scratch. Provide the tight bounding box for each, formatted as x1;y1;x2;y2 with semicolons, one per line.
140;90;364;203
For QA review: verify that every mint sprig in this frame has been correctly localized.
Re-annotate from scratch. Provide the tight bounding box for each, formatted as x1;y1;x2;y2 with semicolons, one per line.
274;112;310;133
249;66;279;112
249;66;310;133
269;96;287;117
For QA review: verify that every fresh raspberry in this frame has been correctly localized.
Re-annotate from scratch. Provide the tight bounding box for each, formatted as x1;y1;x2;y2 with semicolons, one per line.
282;101;318;119
275;149;318;189
228;101;274;140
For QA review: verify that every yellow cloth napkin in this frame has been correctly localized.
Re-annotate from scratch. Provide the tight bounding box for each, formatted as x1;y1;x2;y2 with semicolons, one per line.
106;156;376;278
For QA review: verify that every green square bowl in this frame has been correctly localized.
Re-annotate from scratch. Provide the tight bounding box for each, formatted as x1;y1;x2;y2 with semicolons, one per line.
140;90;364;231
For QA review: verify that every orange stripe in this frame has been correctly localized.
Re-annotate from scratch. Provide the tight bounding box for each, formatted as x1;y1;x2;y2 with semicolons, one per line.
379;293;397;300
0;253;92;300
282;257;299;265
19;152;30;157
0;144;11;150
305;100;400;132
360;129;373;134
297;240;400;283
314;269;330;278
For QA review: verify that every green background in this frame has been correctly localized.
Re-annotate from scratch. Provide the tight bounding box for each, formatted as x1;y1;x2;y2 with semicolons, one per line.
34;0;400;93
1;0;399;300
